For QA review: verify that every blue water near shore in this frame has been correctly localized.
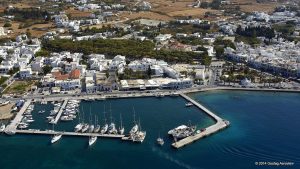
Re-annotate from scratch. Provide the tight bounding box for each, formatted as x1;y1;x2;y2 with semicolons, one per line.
1;91;300;169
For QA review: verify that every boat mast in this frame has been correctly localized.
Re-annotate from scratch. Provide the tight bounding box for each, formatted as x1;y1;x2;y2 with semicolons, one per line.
138;118;141;132
132;107;136;125
120;113;123;128
110;103;113;123
103;104;106;124
82;107;85;124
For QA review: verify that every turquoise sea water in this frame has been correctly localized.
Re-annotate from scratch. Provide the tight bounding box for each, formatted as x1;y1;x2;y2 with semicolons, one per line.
0;91;300;169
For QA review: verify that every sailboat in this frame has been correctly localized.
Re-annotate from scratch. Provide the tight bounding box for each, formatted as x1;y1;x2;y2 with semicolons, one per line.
89;136;97;146
88;108;94;133
81;110;89;133
74;109;83;132
100;105;108;134
119;114;125;135
132;119;146;143
94;115;101;133
108;104;117;134
129;107;138;135
50;124;62;144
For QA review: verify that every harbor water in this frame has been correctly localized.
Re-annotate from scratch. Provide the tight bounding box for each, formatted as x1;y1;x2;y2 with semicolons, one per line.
0;91;300;169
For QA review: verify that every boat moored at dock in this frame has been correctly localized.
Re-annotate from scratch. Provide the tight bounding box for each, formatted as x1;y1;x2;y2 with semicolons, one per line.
51;134;62;144
88;136;97;146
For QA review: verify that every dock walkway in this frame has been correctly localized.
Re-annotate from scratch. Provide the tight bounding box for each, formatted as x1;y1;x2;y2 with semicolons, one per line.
53;99;68;124
4;100;31;134
16;129;125;138
172;94;229;148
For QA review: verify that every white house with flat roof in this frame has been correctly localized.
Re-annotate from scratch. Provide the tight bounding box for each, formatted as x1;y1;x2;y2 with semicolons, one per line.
19;67;32;79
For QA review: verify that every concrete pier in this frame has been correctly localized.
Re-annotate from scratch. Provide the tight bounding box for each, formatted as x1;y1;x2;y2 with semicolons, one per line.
171;94;230;149
53;100;68;124
4;100;31;134
16;129;125;138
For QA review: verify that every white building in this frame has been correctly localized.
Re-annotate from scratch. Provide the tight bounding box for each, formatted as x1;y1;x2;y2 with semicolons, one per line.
109;55;126;72
55;79;81;90
85;76;96;93
19;67;32;79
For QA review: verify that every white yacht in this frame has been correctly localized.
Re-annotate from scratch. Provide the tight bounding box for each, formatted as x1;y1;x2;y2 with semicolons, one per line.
74;123;83;132
168;125;188;135
130;124;138;134
88;136;97;146
100;124;108;134
81;124;89;133
88;125;95;133
108;123;117;134
94;124;101;133
51;134;62;144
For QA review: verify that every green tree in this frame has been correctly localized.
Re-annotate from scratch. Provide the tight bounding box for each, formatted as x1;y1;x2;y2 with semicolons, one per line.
202;54;212;67
3;22;12;27
42;65;52;75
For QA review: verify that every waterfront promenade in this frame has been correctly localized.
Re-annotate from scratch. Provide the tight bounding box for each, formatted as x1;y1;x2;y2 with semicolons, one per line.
172;93;229;149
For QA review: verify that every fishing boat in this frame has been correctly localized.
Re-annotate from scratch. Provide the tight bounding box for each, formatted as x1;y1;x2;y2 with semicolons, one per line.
88;136;97;146
51;134;62;144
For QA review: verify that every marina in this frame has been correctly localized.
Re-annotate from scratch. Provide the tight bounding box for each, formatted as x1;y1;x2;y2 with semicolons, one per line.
1;92;221;147
1;94;228;148
0;90;299;169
